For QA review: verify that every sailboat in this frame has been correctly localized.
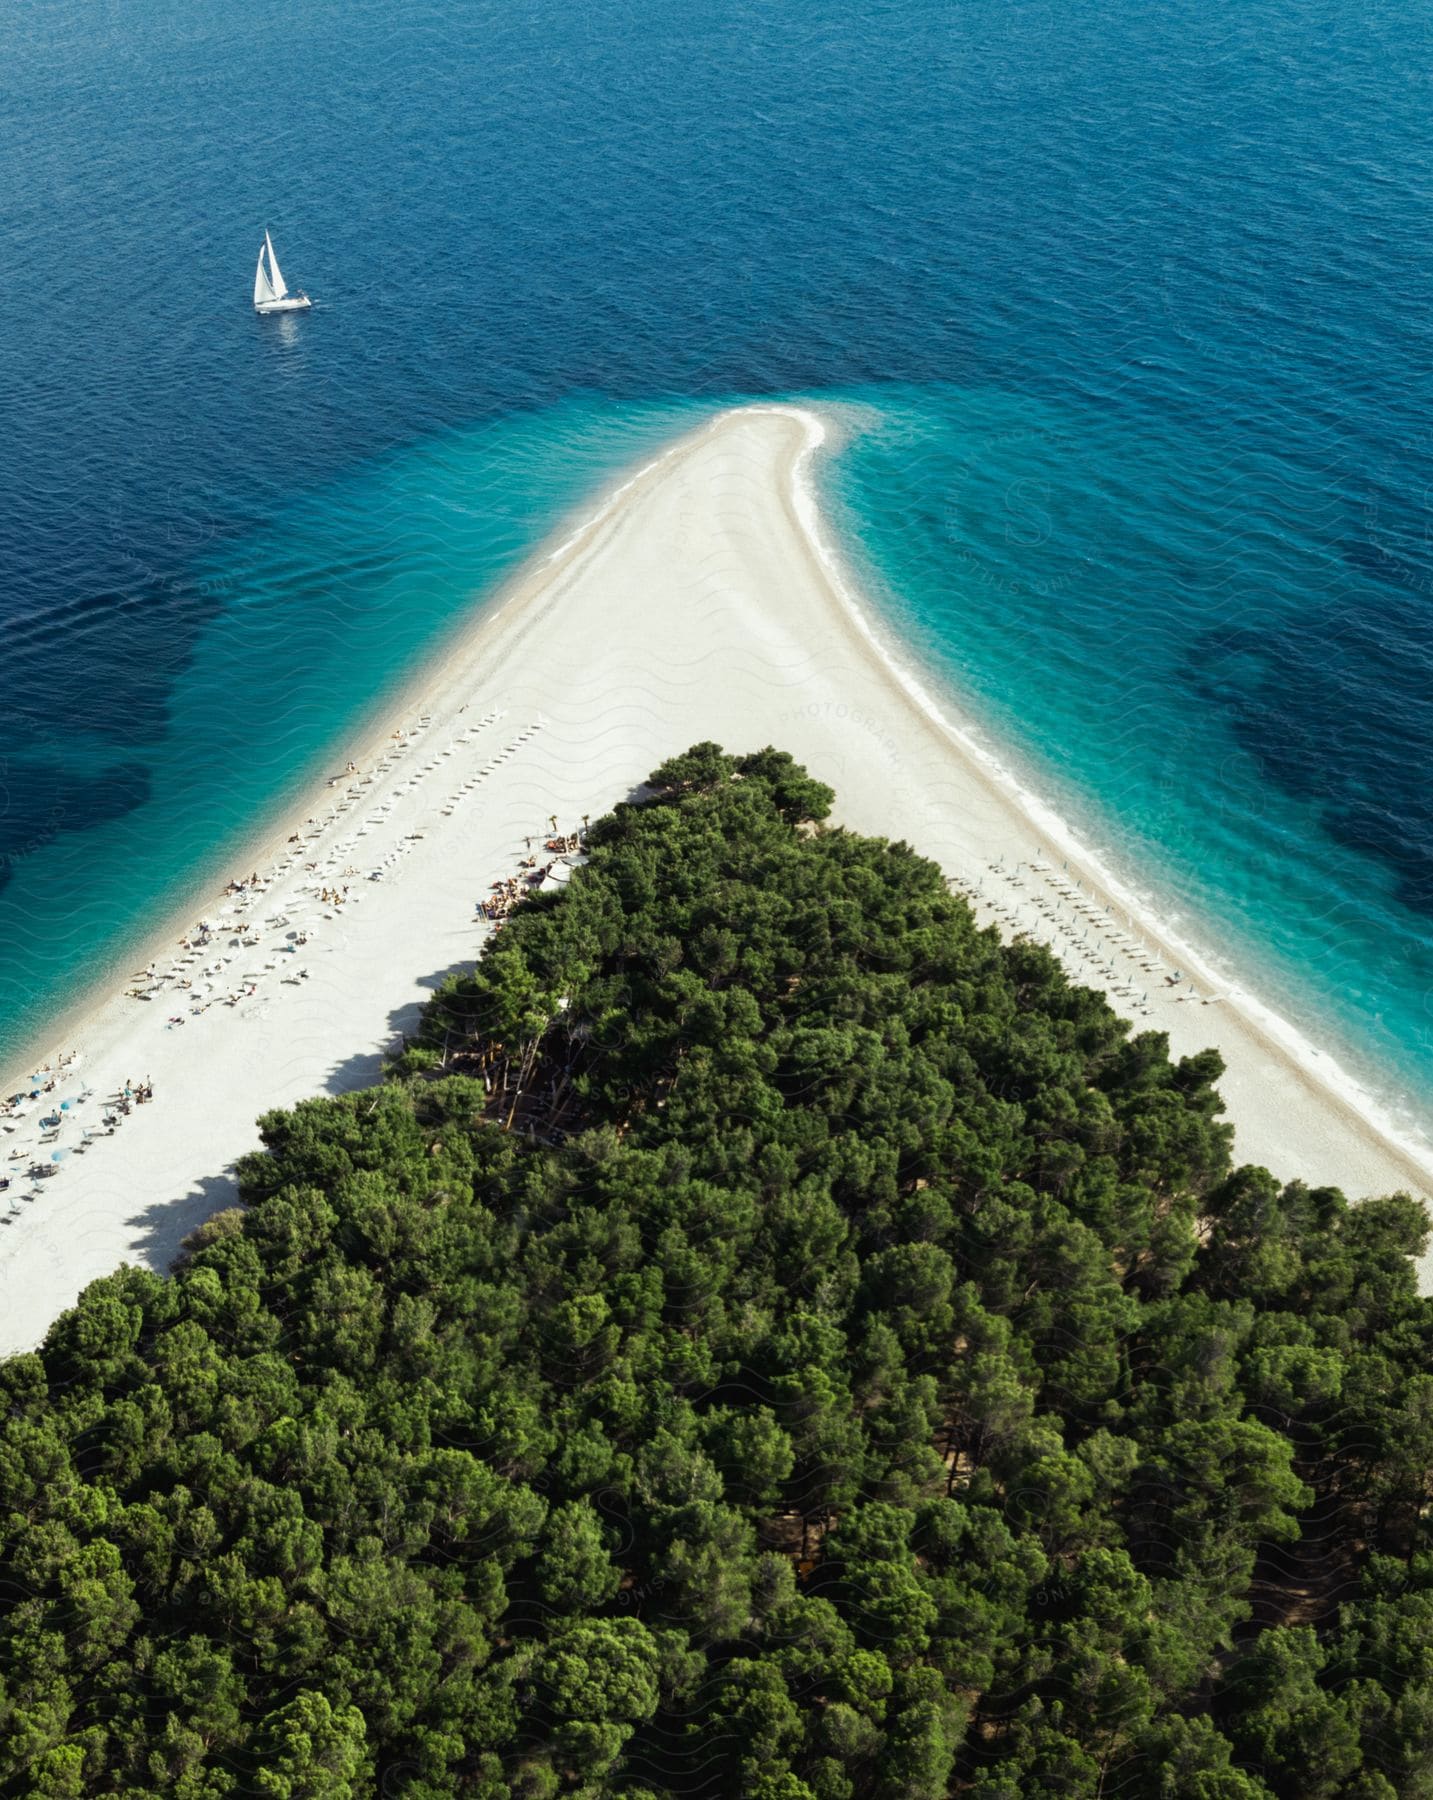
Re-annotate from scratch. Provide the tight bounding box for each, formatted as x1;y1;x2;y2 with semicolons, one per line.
252;231;311;314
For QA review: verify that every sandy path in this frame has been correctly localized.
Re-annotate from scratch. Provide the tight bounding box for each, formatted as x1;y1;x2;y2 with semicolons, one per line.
3;405;1429;1354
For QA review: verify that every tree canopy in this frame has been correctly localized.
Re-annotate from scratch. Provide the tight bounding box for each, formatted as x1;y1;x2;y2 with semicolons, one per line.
1;743;1430;1797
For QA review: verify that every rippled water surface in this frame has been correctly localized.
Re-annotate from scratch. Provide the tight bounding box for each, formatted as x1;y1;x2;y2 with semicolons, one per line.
2;0;1432;1132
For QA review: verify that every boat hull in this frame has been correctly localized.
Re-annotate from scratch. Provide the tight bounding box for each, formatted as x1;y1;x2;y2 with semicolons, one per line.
254;294;312;314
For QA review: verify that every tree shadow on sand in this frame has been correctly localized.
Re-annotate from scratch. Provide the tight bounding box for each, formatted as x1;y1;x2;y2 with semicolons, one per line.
123;960;483;1275
125;1170;242;1277
320;958;480;1095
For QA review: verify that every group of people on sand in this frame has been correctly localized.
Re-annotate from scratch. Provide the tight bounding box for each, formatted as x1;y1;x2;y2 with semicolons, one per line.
477;873;536;923
953;858;1230;1021
3;723;494;1214
477;823;587;924
0;1055;119;1206
12;756;573;1188
2;1053;79;1117
123;837;350;1027
4;1076;57;1108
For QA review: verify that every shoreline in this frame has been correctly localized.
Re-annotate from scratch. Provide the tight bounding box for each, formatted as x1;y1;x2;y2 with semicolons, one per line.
776;408;1433;1204
0;422;704;1104
2;403;1430;1355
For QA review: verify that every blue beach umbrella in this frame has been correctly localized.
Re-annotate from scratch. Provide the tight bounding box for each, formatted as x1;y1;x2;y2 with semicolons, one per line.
50;1149;70;1163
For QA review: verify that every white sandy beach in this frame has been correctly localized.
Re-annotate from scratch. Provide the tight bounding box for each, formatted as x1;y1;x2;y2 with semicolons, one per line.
3;404;1431;1355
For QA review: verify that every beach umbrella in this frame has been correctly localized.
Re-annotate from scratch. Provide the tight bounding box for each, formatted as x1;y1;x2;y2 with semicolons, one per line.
51;1149;69;1163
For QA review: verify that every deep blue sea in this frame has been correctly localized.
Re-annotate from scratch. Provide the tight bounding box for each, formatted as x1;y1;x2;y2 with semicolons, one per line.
3;0;1432;1148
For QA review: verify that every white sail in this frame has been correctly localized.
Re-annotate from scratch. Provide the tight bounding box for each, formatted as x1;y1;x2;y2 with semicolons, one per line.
253;243;276;308
264;231;289;302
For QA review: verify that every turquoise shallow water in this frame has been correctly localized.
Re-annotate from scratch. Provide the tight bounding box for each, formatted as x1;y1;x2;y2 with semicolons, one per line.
0;398;715;1068
817;386;1433;1141
3;0;1432;1152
